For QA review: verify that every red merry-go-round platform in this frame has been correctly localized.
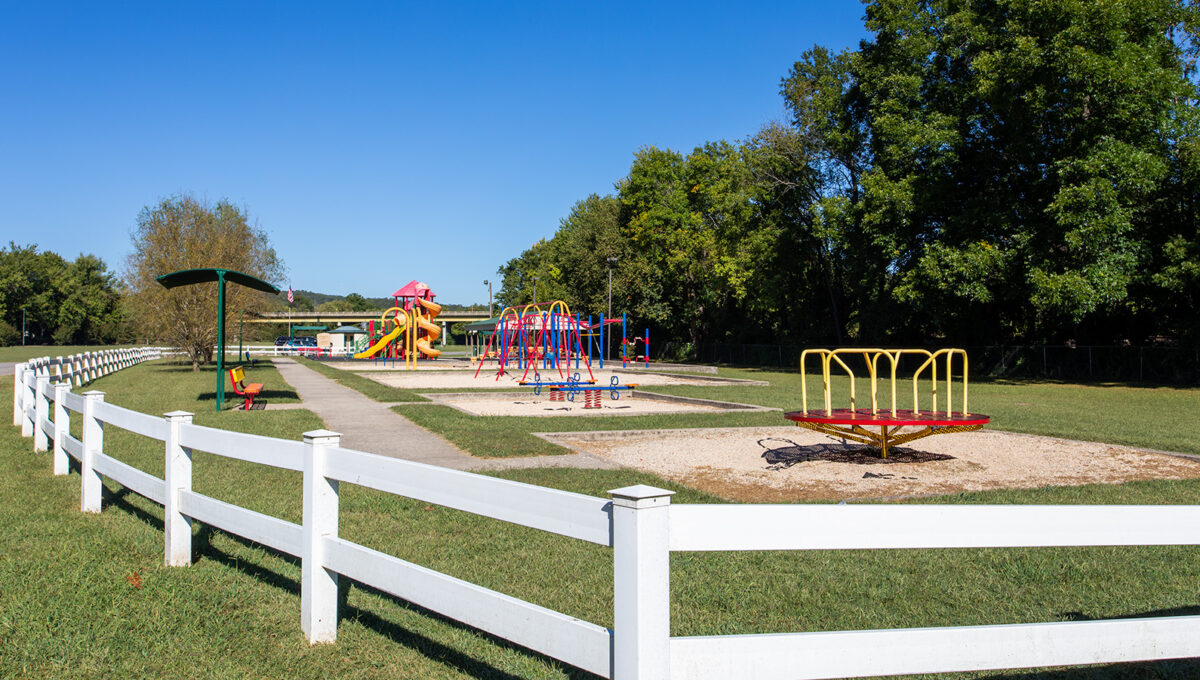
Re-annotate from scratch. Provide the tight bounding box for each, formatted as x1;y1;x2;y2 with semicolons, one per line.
784;409;990;458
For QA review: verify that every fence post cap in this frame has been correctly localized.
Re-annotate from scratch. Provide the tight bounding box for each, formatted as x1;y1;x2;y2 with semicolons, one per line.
81;390;105;399
164;410;194;421
610;484;674;509
303;429;342;446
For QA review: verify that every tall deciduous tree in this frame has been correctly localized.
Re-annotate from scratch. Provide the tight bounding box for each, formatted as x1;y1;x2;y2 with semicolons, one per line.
124;196;284;370
784;0;1200;344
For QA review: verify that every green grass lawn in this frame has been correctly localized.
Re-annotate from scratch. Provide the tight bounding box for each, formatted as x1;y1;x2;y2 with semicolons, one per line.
5;366;1200;678
297;356;428;402
0;344;143;362
93;358;303;413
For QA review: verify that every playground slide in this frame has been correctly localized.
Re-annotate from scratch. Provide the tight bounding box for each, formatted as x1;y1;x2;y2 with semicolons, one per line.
354;319;406;359
414;297;443;358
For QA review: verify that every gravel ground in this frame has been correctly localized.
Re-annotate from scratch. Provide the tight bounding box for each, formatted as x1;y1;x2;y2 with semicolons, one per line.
427;391;727;417
542;426;1200;502
361;368;720;390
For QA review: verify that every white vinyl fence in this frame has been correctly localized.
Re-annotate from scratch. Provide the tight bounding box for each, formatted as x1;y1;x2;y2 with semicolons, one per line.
12;348;162;434
11;350;1200;679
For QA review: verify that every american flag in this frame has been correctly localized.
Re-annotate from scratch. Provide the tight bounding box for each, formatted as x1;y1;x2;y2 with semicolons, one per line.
287;287;294;304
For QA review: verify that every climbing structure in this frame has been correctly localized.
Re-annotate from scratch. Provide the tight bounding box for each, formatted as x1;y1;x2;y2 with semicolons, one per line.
352;280;443;367
473;301;595;383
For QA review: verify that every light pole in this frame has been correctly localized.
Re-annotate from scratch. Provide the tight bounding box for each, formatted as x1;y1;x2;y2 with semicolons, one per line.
483;279;493;317
606;257;618;360
532;276;539;305
21;308;26;346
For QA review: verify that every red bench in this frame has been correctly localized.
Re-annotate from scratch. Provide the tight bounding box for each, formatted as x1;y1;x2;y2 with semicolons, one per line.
228;366;264;410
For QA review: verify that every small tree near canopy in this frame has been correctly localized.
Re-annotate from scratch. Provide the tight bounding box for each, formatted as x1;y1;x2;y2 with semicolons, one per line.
125;195;285;370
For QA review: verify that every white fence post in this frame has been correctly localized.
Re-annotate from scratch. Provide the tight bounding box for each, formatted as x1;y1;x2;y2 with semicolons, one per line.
164;410;194;566
301;429;341;643
34;375;50;452
13;363;25;426
610;485;674;680
21;369;35;437
53;383;70;475
81;391;105;513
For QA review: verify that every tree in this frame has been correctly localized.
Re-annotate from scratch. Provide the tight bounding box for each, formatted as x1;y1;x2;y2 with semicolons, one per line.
124;196;285;370
52;254;126;344
342;293;374;311
0;243;125;345
293;294;315;312
0;244;65;344
781;0;1200;344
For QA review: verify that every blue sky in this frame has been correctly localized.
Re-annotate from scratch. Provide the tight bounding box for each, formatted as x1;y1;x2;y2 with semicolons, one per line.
1;2;868;305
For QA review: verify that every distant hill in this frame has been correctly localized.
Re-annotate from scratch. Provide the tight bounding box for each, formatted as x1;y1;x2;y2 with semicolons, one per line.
288;289;485;312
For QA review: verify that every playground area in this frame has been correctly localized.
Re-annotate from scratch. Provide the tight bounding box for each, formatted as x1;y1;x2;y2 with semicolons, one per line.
422;389;773;417
345;366;743;389
542;426;1200;502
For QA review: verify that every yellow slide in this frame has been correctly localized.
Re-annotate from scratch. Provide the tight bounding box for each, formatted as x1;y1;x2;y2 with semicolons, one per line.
414;297;443;358
353;318;407;359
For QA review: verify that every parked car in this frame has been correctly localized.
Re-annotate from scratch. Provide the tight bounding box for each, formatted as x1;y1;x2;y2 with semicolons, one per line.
275;335;318;347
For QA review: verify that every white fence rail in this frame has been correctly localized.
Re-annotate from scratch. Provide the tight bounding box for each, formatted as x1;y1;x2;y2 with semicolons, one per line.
13;348;162;433
10;349;1200;679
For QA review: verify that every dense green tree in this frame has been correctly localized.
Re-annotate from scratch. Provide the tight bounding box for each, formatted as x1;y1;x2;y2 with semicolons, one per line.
0;244;125;345
783;0;1200;344
292;294;315;312
52;254;125;344
342;293;374;311
495;0;1200;355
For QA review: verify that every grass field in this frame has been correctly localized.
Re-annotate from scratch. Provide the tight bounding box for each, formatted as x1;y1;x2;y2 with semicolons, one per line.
296;356;428;402
0;344;142;362
5;360;1200;678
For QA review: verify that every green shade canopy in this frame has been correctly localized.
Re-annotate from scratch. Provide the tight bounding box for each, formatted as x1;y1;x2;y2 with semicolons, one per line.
156;267;280;411
463;316;503;333
156;268;280;294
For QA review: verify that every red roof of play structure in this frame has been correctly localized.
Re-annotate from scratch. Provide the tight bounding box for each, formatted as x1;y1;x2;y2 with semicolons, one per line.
391;280;436;299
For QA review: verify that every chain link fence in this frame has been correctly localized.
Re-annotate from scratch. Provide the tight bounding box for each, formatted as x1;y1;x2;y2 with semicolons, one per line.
651;342;1200;384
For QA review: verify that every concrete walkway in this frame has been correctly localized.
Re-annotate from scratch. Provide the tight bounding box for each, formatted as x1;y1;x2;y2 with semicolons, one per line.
271;358;615;472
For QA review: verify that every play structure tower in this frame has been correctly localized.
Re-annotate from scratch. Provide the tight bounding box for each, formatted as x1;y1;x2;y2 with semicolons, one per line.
353;280;443;367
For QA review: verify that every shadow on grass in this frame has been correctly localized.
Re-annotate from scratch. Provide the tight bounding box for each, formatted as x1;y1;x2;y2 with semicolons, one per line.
977;659;1200;679
184;524;600;679
971;375;1195;391
104;486;164;531
92;470;1200;680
